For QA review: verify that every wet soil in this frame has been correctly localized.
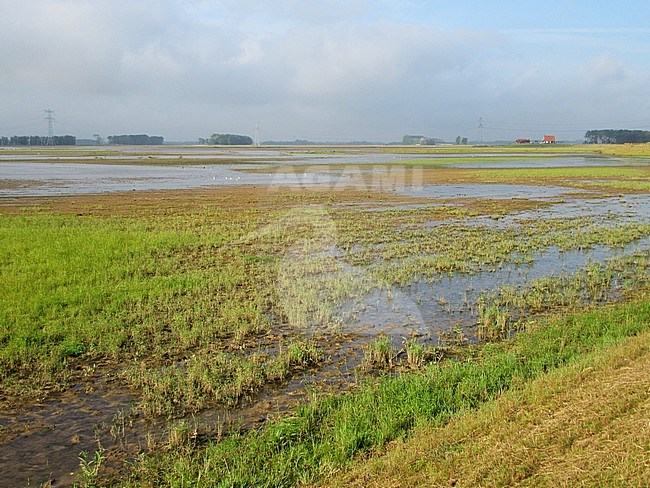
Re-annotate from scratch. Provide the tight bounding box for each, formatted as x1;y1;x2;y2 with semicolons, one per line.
0;337;366;487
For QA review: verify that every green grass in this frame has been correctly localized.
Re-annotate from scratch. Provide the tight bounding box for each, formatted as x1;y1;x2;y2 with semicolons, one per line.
379;155;572;166
122;293;650;487
0;212;275;408
473;166;649;180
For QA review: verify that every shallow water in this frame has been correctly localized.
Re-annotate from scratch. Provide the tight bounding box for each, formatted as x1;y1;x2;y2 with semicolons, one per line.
514;194;650;224
0;161;415;197
2;235;647;486
338;236;650;344
0;377;135;487
0;340;362;487
418;194;650;230
1;151;648;484
0;154;642;197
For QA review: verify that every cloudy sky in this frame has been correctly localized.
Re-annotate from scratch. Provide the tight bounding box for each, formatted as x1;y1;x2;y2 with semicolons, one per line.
1;0;650;142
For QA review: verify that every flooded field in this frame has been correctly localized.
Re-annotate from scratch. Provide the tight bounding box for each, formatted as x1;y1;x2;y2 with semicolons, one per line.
1;146;649;486
1;145;647;198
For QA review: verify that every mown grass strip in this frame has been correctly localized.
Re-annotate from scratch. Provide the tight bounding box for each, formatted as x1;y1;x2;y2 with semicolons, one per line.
332;329;650;487
123;294;650;487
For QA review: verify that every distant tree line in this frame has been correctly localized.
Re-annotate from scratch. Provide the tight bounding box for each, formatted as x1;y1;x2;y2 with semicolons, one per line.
200;133;253;145
0;135;76;146
108;134;164;145
585;130;650;144
402;135;443;145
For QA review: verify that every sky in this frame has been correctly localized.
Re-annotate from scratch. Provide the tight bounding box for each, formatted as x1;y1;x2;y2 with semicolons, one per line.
1;0;650;142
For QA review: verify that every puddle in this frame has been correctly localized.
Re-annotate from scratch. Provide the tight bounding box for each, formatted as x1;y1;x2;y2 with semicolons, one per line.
416;194;650;230
0;376;135;487
358;203;452;212
0;162;400;197
513;194;650;224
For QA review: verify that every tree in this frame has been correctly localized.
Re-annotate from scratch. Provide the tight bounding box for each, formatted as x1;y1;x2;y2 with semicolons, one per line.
402;135;441;145
0;135;75;146
585;129;650;144
208;133;253;145
108;134;164;145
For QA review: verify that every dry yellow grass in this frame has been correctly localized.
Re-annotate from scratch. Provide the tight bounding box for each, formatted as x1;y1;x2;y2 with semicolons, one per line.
328;331;650;487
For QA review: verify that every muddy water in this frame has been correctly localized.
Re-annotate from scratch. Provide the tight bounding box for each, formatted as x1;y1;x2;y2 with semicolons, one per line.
0;152;436;197
447;156;649;168
337;194;650;343
0;377;135;487
396;183;586;200
513;194;650;224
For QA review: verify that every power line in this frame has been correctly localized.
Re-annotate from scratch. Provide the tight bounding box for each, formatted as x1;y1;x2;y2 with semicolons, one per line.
44;109;55;145
254;121;261;146
0;120;44;132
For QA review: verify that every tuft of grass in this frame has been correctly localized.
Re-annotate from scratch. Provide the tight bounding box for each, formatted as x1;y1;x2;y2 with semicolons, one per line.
477;304;511;341
362;336;395;369
402;337;439;369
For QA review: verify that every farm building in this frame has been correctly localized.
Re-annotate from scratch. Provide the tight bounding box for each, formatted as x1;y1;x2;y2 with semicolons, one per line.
515;138;531;144
542;135;556;144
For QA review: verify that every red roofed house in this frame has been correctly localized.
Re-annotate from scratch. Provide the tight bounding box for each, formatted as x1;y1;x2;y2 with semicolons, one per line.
542;135;556;144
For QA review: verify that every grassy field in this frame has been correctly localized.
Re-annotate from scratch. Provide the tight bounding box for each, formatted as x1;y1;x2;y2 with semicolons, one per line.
1;153;649;485
3;183;647;409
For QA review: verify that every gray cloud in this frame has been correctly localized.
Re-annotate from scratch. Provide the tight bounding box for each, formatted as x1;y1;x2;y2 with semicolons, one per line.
1;0;649;141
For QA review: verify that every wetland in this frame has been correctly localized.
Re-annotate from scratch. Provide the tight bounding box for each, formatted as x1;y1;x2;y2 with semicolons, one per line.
0;144;649;486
